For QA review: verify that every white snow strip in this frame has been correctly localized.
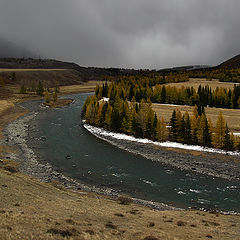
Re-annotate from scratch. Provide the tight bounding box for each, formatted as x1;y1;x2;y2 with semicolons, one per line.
103;97;109;102
233;133;240;136
83;124;240;156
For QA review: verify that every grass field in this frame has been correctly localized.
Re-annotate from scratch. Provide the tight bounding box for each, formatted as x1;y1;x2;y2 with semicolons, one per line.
152;103;240;133
59;81;105;94
164;78;237;90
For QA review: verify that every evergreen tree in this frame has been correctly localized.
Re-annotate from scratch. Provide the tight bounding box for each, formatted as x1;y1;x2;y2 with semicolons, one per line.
223;124;234;150
156;117;167;142
104;104;113;130
197;114;211;147
44;90;51;103
169;109;178;141
36;81;44;96
183;111;192;144
53;91;58;102
213;112;226;148
19;84;26;94
161;86;166;103
191;114;199;145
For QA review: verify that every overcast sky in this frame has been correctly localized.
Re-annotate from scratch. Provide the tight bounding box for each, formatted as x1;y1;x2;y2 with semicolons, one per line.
0;0;240;69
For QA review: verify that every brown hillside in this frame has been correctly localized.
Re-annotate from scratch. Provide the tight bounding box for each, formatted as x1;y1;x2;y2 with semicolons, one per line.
218;54;240;68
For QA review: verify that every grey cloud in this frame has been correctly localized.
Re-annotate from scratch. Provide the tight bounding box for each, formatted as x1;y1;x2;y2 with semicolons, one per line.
0;0;240;68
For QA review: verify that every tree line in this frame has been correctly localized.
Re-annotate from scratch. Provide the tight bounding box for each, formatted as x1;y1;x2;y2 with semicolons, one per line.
95;79;240;109
189;68;240;83
82;95;240;151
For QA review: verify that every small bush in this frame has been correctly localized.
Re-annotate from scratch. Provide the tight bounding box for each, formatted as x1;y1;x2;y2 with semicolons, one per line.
206;234;213;238
177;220;185;226
65;219;75;225
148;222;155;227
190;224;197;227
114;213;124;217
105;222;117;229
85;229;94;235
143;236;159;240
47;228;78;237
117;195;133;205
3;165;19;173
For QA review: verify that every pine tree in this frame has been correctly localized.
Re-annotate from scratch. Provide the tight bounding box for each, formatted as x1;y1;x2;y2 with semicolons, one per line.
19;84;26;94
179;116;185;143
191;114;199;145
169;109;178;141
213;112;226;148
96;104;104;127
161;85;166;103
183;111;192;144
53;91;58;102
223;124;234;150
130;108;139;136
197;114;211;147
145;104;155;139
44;90;51;103
85;102;97;125
104;104;113;130
156;117;167;142
36;81;44;96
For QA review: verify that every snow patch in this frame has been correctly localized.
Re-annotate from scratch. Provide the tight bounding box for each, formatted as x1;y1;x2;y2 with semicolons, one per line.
233;133;240;136
103;97;109;102
83;124;240;156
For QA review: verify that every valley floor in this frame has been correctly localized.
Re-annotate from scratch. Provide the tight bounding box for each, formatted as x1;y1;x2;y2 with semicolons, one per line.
0;82;240;239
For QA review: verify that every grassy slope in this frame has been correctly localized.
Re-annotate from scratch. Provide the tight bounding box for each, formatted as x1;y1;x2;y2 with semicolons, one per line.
0;169;240;240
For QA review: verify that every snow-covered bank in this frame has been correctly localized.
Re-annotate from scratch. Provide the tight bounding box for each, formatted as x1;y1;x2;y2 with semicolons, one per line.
83;123;240;181
84;124;240;156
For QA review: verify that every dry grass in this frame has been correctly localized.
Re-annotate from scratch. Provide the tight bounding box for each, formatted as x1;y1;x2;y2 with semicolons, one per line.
0;68;67;72
59;81;106;94
152;103;240;132
43;99;73;108
0;100;14;113
0;100;28;139
0;169;240;240
164;78;237;90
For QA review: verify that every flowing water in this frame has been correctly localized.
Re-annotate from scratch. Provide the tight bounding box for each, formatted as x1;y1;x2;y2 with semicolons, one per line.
20;93;240;212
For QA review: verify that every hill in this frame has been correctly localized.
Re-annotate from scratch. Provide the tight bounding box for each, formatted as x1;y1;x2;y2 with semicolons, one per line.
217;54;240;68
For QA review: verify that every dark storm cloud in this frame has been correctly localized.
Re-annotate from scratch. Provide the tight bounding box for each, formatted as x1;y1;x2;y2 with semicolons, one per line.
0;0;240;68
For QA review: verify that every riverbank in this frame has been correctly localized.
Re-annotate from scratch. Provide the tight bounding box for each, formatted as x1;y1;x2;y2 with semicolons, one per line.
83;124;240;181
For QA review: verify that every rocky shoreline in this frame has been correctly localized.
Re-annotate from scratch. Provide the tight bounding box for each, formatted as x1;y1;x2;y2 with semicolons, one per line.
1;105;178;211
83;124;240;182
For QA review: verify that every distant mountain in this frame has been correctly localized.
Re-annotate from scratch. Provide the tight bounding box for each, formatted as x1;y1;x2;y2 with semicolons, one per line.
0;58;158;82
159;65;211;72
0;37;36;58
218;54;240;68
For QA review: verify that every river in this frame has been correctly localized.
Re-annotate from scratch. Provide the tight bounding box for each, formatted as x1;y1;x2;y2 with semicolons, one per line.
19;93;240;213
